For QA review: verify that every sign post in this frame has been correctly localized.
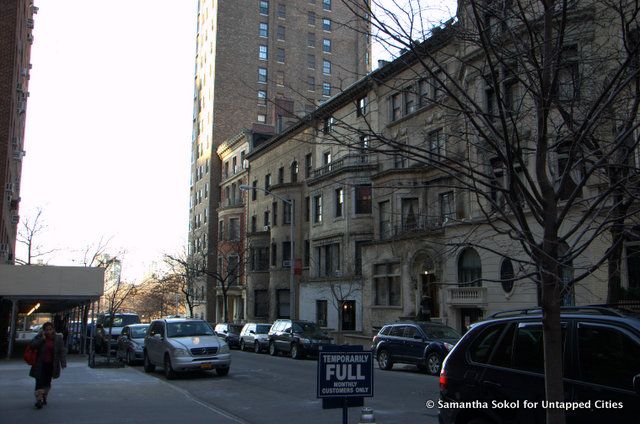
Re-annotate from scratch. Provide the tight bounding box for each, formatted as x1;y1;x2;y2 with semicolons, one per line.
317;345;374;424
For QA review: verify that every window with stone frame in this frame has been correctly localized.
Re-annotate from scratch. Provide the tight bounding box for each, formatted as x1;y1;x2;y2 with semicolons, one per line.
373;263;401;306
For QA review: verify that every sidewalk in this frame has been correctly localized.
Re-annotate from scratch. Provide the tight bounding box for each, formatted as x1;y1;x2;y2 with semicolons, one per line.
0;355;247;424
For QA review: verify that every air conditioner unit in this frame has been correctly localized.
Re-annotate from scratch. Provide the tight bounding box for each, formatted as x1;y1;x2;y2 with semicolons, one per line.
263;225;270;231
282;260;292;268
242;159;250;169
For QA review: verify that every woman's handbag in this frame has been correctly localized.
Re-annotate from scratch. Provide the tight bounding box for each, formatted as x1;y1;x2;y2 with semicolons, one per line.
23;345;37;366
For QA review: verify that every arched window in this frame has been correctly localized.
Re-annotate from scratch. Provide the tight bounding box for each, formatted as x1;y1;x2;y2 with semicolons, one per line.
458;248;482;287
500;259;515;293
291;161;298;183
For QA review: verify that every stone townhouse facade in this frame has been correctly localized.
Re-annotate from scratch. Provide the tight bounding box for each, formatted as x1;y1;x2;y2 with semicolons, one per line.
240;1;640;334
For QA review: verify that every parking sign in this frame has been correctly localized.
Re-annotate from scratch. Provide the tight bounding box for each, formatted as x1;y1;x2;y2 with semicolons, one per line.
317;347;373;398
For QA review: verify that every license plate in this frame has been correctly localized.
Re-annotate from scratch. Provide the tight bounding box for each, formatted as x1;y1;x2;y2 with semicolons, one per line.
200;363;213;370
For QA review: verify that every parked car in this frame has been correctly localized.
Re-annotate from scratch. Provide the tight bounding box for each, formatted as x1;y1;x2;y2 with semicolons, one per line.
268;319;333;359
371;321;460;375
213;323;243;349
96;313;141;353
439;306;640;424
144;318;230;379
239;323;272;353
116;323;149;365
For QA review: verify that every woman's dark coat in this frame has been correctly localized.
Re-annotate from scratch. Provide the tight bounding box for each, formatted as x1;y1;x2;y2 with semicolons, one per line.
28;332;67;380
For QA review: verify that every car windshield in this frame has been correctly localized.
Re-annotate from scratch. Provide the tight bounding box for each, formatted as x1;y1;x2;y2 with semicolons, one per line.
166;321;214;338
98;315;139;327
130;326;149;338
420;324;460;340
256;324;271;334
293;322;322;334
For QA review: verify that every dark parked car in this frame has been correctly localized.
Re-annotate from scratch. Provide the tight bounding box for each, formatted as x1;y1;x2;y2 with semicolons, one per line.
213;323;243;349
96;313;141;353
268;319;333;359
372;321;460;375
116;323;149;365
240;322;272;353
439;307;640;424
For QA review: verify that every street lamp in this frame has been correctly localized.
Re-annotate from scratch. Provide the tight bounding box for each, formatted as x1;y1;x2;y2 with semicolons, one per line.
239;184;296;319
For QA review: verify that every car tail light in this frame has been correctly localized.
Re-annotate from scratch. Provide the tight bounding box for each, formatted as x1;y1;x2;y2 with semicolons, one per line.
439;369;447;391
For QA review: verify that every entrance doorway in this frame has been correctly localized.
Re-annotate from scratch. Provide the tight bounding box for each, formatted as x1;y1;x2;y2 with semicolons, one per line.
341;300;356;331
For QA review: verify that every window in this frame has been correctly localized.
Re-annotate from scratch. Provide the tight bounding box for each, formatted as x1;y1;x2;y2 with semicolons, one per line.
277;3;286;18
357;96;368;116
229;218;240;240
307;76;315;91
458;247;482;287
291;161;298;182
259;0;269;15
554;45;580;101
323;151;332;164
258;67;268;83
500;259;515;293
316;300;328;327
323;18;331;31
379;201;391;239
323;38;331;53
428;128;444;160
354;240;369;276
485;75;496;119
272;201;278;225
323;0;331;11
304;239;310;266
264;210;270;227
265;173;271;190
259;22;268;37
468;323;506;364
308;11;316;25
283;200;292;224
317;243;340;277
578;323;640;390
277;48;285;63
313;194;323;223
277;289;290;318
278;166;284;184
276;25;285;40
218;220;224;241
354;184;372;214
258;90;267;106
440;191;454;222
254;290;268;317
305;153;313;177
251;180;258;200
307;54;315;69
390;93;401;121
322;82;331;96
418;78;429;107
282;241;291;263
323;59;331;75
305;196;310;222
404;90;415;114
373;263;401;306
259;45;268;60
251;215;257;233
228;255;239;285
308;32;316;47
271;242;277;266
401;197;419;230
252;247;269;271
335;188;344;217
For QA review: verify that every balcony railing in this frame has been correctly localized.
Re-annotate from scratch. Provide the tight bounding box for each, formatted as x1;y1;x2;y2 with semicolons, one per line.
218;197;244;208
379;216;445;239
312;154;377;180
446;287;487;306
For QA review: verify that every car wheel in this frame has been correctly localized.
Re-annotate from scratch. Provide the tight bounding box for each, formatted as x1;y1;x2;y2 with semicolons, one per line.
216;367;230;376
291;343;304;360
240;340;246;351
269;341;277;356
254;341;261;353
377;350;393;370
164;354;177;380
426;353;443;376
143;352;155;373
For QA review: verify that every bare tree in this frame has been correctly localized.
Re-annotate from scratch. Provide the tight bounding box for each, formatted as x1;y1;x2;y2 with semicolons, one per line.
308;1;640;422
16;207;56;265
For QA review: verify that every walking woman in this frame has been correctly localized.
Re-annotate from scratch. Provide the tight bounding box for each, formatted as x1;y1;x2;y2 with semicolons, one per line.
28;321;67;409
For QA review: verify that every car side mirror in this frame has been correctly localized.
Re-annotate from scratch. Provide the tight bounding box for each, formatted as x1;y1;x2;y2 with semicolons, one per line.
285;328;292;333
249;330;255;334
634;374;640;395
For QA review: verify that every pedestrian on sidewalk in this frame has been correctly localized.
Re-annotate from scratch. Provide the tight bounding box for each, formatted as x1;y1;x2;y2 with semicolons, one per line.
28;321;67;409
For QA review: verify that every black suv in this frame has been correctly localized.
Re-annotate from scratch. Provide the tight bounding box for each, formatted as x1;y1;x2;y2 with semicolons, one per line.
268;319;333;359
372;321;460;375
439;307;640;424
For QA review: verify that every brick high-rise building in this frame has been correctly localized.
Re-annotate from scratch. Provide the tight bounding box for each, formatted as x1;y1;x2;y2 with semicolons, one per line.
189;0;371;321
0;0;36;264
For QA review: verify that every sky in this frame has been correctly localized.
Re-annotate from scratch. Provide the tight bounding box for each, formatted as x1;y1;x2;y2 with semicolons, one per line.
18;0;456;283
